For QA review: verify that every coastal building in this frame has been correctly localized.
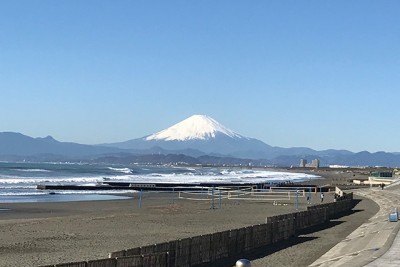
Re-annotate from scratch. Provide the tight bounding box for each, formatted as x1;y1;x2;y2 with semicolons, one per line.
299;158;320;168
354;170;400;186
368;171;397;185
310;159;320;168
299;159;307;168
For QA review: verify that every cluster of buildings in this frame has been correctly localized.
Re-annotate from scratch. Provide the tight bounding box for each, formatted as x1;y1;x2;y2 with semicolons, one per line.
299;159;320;168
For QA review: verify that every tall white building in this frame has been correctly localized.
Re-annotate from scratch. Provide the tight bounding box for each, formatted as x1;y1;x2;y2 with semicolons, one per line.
311;159;320;168
300;159;307;167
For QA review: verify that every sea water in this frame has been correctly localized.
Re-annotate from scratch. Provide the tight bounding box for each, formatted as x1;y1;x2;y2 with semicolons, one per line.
0;162;319;203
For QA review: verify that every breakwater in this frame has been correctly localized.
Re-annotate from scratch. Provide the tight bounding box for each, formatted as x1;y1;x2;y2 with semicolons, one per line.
40;193;354;267
37;182;322;192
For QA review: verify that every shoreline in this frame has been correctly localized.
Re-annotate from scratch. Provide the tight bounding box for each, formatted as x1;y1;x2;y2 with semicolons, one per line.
0;170;379;267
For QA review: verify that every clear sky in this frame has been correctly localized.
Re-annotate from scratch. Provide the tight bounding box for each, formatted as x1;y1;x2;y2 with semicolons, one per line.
1;1;399;153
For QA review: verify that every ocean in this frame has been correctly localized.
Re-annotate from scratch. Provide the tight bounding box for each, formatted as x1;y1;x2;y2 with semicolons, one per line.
0;162;319;203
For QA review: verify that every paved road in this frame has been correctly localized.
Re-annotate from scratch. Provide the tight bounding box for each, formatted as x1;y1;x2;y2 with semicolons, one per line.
309;183;400;267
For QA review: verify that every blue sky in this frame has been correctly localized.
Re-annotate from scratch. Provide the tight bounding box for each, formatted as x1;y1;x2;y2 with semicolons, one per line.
1;1;399;152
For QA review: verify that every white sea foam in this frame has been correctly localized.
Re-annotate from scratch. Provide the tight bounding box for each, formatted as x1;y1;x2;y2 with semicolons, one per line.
0;170;319;186
46;190;135;195
107;167;132;174
0;176;104;184
13;168;51;172
0;190;133;196
102;170;320;184
0;191;49;196
0;185;36;189
0;163;320;202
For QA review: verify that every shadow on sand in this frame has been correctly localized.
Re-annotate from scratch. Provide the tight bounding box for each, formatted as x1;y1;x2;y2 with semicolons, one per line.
195;199;365;267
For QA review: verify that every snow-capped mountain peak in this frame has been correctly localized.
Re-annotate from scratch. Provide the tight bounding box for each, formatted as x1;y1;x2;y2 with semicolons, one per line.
145;115;243;141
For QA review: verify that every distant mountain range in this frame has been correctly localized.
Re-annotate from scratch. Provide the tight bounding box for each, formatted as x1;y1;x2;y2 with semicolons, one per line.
1;115;400;167
0;132;122;159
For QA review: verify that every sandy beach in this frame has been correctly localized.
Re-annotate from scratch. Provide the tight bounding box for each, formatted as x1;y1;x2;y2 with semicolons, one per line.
0;169;379;267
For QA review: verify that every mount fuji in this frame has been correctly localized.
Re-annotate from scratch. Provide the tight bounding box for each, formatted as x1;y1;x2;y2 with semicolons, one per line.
104;115;280;159
145;115;243;141
2;115;400;166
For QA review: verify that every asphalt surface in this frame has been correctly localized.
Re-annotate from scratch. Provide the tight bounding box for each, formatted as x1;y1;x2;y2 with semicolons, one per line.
309;182;400;267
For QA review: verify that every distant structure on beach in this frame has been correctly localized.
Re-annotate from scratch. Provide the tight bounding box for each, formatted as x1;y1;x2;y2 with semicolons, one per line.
311;159;320;168
354;169;400;186
299;159;307;167
299;159;320;168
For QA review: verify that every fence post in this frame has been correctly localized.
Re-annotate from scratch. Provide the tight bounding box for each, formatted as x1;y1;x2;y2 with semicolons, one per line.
211;186;215;209
218;188;221;209
139;189;143;208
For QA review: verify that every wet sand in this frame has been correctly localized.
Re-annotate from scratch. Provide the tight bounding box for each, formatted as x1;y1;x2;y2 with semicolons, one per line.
0;169;379;267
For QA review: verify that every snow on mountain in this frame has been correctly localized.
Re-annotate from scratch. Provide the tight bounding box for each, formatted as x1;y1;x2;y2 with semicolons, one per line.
145;115;244;141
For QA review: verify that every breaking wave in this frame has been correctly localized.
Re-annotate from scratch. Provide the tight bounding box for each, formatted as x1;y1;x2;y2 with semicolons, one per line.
0;162;321;203
107;167;133;174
